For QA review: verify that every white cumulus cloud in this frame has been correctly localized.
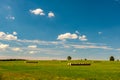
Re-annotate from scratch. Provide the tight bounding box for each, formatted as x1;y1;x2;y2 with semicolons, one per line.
48;11;55;18
6;15;15;20
13;32;17;35
57;33;78;41
29;51;36;54
30;8;45;16
28;45;37;48
75;31;80;34
0;44;9;50
12;48;21;52
79;35;88;41
0;32;17;40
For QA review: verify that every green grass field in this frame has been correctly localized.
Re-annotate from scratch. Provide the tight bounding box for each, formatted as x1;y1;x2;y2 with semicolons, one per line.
0;60;120;80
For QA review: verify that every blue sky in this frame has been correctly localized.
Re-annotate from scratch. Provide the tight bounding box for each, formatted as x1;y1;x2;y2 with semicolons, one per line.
0;0;120;60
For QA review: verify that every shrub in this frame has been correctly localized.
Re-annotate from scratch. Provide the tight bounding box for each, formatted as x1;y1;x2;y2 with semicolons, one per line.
109;56;115;61
67;56;72;61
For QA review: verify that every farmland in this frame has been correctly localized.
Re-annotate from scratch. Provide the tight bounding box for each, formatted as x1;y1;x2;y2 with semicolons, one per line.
0;60;120;80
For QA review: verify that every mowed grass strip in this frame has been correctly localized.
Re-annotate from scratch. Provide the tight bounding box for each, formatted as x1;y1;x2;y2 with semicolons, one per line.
0;60;120;80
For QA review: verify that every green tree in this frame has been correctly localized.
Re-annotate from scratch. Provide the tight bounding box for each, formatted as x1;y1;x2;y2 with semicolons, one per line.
84;58;87;61
67;56;72;60
109;56;115;61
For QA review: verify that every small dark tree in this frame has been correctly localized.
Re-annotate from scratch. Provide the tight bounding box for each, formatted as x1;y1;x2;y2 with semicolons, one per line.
84;58;87;61
67;56;72;60
109;56;115;61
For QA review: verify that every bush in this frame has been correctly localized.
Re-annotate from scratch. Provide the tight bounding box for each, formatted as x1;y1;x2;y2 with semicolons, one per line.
67;56;72;60
109;56;115;61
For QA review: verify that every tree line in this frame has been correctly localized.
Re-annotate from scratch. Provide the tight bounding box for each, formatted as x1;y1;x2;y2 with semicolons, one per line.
0;59;26;61
67;56;117;61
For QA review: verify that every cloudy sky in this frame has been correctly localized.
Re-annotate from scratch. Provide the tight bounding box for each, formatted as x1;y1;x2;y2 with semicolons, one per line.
0;0;120;60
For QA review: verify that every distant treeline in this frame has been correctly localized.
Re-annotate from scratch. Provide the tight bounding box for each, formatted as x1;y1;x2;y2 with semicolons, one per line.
0;59;26;61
